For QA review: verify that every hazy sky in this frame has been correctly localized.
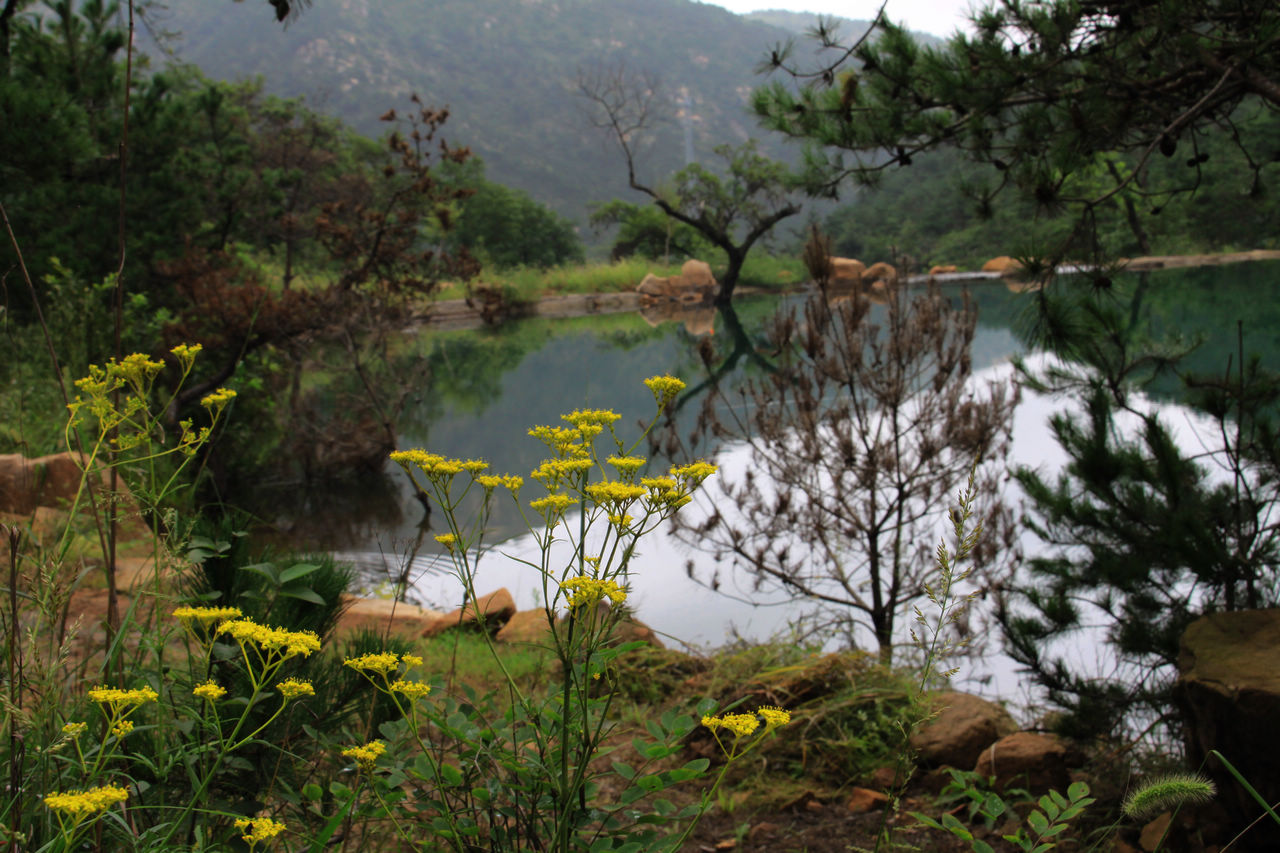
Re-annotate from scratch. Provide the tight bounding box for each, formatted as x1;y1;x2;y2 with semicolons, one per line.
705;0;978;39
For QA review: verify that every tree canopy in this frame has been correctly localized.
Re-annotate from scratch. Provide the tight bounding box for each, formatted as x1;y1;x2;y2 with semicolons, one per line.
754;0;1280;262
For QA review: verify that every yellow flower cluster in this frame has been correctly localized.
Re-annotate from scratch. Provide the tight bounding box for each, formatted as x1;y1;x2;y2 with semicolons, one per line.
390;680;432;701
560;576;627;610
701;706;792;738
475;473;523;493
235;816;287;843
644;375;686;407
435;533;457;550
173;605;242;624
584;481;646;508
532;457;594;490
61;722;87;738
528;425;590;457
87;686;159;712
44;785;129;817
199;387;237;413
192;681;227;701
562;408;621;428
218;620;321;659
276;679;314;700
530;494;577;518
672;461;718;485
111;720;134;738
343;652;404;676
341;739;387;771
170;342;203;370
389;450;464;478
607;455;646;476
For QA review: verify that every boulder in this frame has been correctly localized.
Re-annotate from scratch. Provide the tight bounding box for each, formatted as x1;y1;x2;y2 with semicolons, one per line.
0;452;89;514
911;691;1019;769
496;608;555;644
982;256;1023;274
421;588;516;637
338;596;445;639
635;260;718;303
829;257;866;284
861;261;898;284
1176;609;1280;850
928;264;958;276
973;731;1071;793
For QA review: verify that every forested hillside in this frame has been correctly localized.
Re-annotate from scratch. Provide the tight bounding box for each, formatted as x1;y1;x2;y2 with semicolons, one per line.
140;0;811;222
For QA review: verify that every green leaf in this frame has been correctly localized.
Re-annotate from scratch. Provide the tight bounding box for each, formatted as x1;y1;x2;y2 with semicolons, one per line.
909;811;945;831
611;761;636;780
280;583;326;605
280;562;321;583
973;841;996;853
329;781;352;799
1026;810;1049;836
1066;781;1090;802
440;763;464;786
241;562;280;583
301;783;322;801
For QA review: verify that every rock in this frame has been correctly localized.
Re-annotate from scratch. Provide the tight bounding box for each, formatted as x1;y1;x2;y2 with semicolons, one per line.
1139;812;1172;852
1176;609;1280;850
982;255;1023;274
861;261;898;284
829;257;866;283
680;259;715;289
421;588;516;637
338;596;445;639
0;452;87;514
911;691;1019;769
495;608;554;644
635;259;718;303
846;787;889;813
928;264;959;276
973;732;1071;793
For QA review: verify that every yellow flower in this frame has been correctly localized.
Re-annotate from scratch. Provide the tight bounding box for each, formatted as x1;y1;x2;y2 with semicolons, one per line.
607;455;647;477
173;605;242;624
435;533;458;551
530;494;577;519
111;720;134;738
671;461;718;485
475;473;523;494
235;816;286;844
218;619;321;659
341;740;387;771
584;481;646;507
758;706;791;730
343;652;402;676
276;679;314;700
44;785;129;818
561;408;621;428
61;722;88;739
87;686;159;712
170;342;203;369
200;387;237;413
390;680;432;701
461;459;489;473
193;681;227;701
644;375;686;407
402;654;423;669
560;576;626;610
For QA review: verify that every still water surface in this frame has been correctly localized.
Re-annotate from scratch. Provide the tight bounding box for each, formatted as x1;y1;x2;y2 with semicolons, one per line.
260;261;1280;702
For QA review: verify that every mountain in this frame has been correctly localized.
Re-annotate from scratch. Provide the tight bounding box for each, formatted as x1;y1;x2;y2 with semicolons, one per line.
745;9;944;47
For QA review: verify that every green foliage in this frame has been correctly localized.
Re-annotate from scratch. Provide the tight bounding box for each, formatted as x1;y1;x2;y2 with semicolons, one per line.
589;198;712;262
452;161;585;269
913;780;1095;853
756;1;1280;264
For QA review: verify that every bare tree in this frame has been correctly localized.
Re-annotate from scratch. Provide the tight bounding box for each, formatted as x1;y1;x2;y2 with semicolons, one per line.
669;233;1018;661
578;62;801;305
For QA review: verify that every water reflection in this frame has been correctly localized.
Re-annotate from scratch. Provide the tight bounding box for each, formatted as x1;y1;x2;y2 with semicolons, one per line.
253;262;1280;668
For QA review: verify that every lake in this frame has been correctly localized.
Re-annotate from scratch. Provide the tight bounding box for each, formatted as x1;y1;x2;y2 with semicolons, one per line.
252;259;1280;705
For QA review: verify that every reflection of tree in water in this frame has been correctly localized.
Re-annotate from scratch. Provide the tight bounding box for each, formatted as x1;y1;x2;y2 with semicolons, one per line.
655;253;1018;661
